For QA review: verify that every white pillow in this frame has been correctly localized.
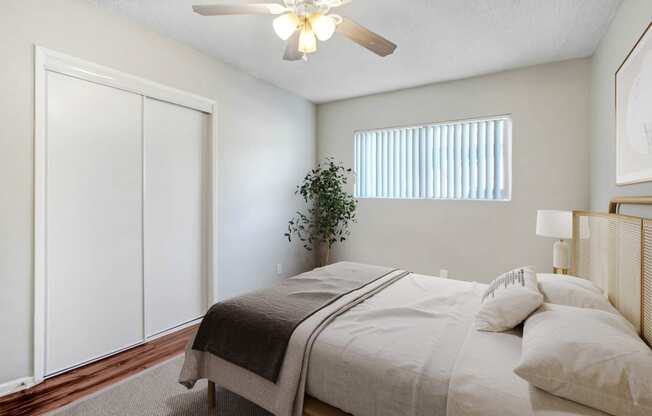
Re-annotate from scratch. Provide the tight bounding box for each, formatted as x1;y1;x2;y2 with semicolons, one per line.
515;303;652;416
537;273;618;315
538;273;603;294
475;266;543;332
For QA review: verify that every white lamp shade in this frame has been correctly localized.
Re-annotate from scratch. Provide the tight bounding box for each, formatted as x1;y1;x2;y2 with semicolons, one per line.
536;210;572;240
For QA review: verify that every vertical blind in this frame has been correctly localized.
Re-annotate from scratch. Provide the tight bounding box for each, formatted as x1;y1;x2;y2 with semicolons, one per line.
354;116;511;200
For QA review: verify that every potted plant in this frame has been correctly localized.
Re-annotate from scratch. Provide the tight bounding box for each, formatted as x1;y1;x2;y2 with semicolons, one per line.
285;158;357;266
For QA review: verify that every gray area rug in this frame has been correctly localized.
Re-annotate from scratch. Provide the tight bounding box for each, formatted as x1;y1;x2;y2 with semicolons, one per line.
50;356;272;416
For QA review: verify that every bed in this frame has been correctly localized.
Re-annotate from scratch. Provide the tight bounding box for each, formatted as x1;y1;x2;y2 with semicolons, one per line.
179;198;652;416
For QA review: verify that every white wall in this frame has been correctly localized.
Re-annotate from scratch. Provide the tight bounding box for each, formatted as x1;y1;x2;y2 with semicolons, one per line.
0;0;315;385
317;59;591;282
591;0;652;212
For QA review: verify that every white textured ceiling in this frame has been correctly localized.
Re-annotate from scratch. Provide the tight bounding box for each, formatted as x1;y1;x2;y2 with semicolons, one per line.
93;0;621;103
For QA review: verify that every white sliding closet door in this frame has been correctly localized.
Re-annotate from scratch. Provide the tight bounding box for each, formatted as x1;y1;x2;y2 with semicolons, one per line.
45;72;144;375
36;48;215;381
143;98;206;337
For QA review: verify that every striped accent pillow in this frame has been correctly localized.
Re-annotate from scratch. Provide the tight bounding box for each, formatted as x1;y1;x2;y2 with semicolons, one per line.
475;266;543;332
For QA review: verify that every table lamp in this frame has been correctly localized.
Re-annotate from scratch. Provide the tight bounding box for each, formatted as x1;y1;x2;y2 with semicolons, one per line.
536;210;572;274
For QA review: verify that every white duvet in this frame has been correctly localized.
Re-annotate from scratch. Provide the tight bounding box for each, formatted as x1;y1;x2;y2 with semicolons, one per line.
307;274;607;416
307;274;482;416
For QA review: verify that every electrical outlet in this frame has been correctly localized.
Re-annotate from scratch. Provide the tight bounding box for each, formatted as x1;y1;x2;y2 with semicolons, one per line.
439;269;449;279
276;263;283;275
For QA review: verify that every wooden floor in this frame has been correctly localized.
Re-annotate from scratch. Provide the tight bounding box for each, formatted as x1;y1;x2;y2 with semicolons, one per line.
0;325;198;416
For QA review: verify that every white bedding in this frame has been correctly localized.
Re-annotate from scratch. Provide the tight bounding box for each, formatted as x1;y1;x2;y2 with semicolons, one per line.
307;274;483;416
446;325;609;416
307;273;608;416
183;269;613;416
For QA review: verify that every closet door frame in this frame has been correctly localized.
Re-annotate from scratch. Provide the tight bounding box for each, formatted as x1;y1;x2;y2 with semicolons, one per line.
33;46;218;385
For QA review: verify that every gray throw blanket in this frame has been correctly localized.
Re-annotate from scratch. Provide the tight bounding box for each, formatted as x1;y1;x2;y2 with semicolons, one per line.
192;262;399;382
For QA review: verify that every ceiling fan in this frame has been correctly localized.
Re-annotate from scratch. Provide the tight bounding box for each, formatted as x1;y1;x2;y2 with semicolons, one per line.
192;0;397;61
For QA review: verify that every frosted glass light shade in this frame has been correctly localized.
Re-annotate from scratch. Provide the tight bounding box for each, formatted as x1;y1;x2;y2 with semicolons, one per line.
310;14;336;41
273;13;300;40
299;28;317;53
536;210;572;240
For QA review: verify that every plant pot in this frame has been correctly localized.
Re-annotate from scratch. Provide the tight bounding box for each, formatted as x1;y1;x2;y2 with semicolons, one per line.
318;244;331;267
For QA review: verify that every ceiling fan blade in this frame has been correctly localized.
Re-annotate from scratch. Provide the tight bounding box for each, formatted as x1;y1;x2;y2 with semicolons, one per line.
336;18;397;57
283;31;303;61
192;4;287;16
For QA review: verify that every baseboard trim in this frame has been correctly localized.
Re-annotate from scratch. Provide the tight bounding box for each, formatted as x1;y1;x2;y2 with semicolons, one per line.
0;376;37;397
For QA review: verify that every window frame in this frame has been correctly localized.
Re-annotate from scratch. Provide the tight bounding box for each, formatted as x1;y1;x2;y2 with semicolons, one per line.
353;114;512;202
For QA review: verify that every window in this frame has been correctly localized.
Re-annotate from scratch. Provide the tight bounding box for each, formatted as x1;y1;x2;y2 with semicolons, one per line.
354;116;511;200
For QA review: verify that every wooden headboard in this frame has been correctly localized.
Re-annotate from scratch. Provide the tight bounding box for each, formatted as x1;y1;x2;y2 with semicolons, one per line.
571;197;652;346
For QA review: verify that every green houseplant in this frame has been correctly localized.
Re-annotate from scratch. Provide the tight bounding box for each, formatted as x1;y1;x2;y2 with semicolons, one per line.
285;158;357;266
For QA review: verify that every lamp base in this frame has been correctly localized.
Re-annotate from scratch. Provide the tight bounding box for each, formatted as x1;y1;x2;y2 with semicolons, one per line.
552;239;570;275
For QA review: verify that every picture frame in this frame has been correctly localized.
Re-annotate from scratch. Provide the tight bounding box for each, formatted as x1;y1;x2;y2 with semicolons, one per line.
616;21;652;185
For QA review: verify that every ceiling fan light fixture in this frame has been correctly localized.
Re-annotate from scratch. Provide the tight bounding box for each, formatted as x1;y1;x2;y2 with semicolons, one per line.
298;25;317;54
192;1;398;61
309;13;337;41
273;13;300;40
